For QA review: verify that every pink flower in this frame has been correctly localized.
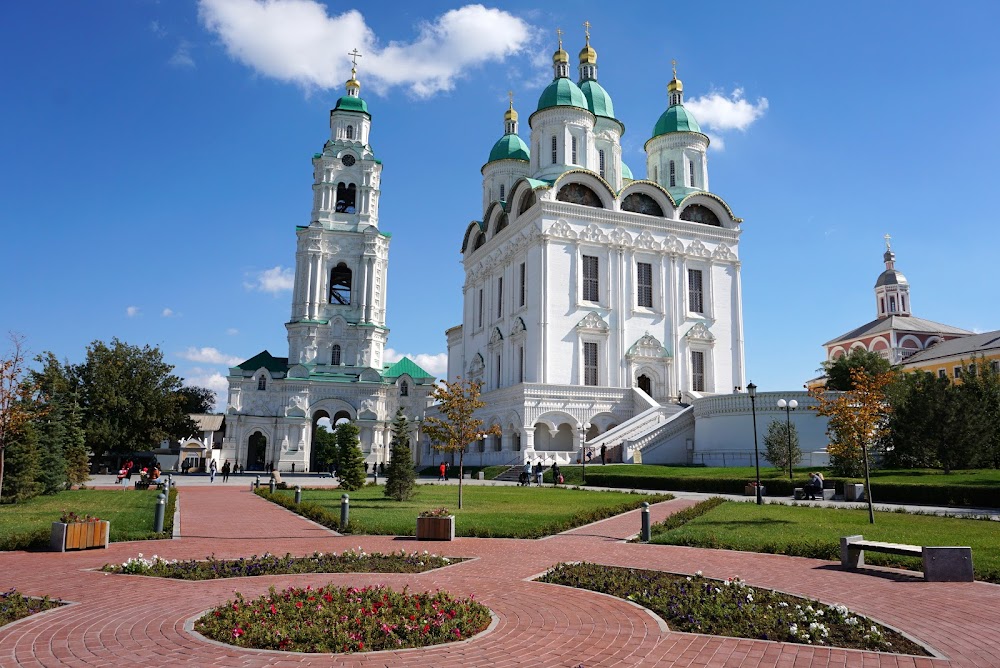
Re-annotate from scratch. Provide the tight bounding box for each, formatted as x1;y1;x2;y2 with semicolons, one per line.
232;627;244;638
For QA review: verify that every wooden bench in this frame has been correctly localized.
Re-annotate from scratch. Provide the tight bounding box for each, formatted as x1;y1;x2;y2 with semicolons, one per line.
841;534;974;582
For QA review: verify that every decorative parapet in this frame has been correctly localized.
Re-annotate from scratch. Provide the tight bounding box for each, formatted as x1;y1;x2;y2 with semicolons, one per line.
691;391;818;418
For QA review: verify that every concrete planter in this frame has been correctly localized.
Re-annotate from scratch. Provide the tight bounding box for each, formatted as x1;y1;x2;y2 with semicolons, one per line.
744;484;765;496
50;521;110;552
416;516;455;541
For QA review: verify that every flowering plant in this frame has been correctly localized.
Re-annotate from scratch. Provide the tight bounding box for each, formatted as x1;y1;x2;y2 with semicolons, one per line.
194;584;490;653
59;511;102;524
0;589;63;627
418;507;453;518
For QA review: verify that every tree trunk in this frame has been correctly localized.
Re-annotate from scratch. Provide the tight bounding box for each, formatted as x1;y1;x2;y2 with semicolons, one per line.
457;449;464;509
0;445;5;501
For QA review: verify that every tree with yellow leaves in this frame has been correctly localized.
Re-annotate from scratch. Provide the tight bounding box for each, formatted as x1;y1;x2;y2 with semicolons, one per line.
421;378;501;509
809;367;895;523
1;334;41;501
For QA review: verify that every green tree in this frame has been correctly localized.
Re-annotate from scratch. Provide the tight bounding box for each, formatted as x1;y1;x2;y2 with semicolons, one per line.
885;371;958;469
762;418;801;474
1;421;41;503
0;333;39;501
959;356;1000;469
312;425;338;472
76;339;196;461
176;385;217;414
383;408;416;501
821;348;893;391
30;352;80;494
422;378;500;509
335;422;365;491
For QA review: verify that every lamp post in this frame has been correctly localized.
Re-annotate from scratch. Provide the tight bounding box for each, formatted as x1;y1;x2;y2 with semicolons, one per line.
776;398;798;481
579;422;592;484
747;382;762;505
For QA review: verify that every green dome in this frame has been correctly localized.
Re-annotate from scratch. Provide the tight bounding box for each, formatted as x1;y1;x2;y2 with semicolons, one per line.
621;162;633;180
579;79;616;119
488;133;530;163
334;95;369;115
536;78;588;112
652;104;701;138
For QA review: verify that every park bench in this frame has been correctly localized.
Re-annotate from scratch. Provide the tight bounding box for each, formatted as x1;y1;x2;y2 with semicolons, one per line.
134;480;165;491
793;487;836;501
840;534;974;582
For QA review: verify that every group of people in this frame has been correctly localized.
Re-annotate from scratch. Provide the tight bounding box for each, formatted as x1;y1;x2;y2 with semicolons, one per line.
115;460;161;490
803;472;826;500
519;461;564;487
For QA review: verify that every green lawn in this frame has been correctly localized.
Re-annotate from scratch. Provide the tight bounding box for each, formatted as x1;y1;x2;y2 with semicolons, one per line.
0;489;172;550
569;464;1000;485
278;485;665;539
650;501;1000;581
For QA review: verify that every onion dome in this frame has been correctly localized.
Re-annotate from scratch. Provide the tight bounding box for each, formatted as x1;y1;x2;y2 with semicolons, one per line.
487;96;529;164
334;61;369;116
621;162;634;181
875;247;908;287
579;21;597;65
650;60;703;139
580;80;615;119
537;77;588;111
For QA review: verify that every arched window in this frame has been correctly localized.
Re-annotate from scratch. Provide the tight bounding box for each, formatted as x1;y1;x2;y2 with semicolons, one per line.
556;183;603;208
400;381;408;396
669;160;676;187
499;184;505;201
335;183;356;213
346;125;354;140
889;296;896;312
680;204;721;227
622;193;664;216
551;136;558;164
518;190;537;215
599;149;606;179
331;344;341;365
473;233;485;251
571;136;578;164
637;374;652;396
329;263;352;304
257;376;266;391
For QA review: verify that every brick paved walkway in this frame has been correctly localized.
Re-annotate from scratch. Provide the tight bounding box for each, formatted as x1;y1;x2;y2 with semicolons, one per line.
1;487;996;667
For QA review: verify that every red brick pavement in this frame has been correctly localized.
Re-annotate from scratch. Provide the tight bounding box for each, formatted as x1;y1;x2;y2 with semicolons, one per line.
1;487;995;667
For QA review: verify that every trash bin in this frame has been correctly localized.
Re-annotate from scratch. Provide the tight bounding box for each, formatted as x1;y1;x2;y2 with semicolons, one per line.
845;483;865;501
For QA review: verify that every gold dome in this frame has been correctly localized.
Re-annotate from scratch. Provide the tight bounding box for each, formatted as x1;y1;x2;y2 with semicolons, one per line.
346;65;360;91
579;44;597;64
667;58;682;93
504;105;518;122
553;47;569;64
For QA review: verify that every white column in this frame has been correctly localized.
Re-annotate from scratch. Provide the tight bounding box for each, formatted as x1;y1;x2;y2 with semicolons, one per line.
359;258;370;323
540;240;548;383
733;261;746;389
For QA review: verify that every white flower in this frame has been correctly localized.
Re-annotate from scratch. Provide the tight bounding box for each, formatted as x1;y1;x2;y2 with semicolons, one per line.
695;570;703;576
788;624;798;635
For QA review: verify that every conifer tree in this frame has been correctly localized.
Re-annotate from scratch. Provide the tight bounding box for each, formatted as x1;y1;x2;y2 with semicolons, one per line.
1;421;42;502
34;400;68;495
762;418;800;474
384;408;416;501
335;422;366;491
62;396;89;486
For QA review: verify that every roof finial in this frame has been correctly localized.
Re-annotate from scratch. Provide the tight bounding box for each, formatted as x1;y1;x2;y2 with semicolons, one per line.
348;48;362;68
508;90;514;109
884;233;892;250
345;48;363;94
672;58;677;79
583;20;591;45
556;27;563;49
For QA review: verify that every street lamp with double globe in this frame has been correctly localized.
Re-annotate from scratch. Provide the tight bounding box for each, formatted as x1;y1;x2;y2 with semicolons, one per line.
776;398;798;481
747;382;762;505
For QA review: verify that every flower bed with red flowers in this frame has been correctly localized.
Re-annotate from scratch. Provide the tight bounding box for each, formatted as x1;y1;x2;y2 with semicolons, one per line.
194;584;492;653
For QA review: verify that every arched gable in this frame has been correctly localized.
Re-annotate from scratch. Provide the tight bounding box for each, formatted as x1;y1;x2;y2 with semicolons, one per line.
533;410;581;432
552;170;616;209
485;202;510;238
675;192;742;228
618;181;676;217
461;220;486;254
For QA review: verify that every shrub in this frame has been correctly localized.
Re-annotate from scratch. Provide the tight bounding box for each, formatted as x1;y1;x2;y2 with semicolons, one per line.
650;496;725;537
0;589;63;627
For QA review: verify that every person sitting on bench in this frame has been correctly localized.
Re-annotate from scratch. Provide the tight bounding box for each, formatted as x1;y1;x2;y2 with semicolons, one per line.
804;472;824;500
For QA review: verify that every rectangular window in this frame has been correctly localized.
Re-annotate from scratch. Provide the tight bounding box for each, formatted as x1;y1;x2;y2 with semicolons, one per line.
571;136;578;164
637;262;653;308
687;269;704;313
938;369;947;379
599;150;606;179
991;360;1000;374
495;354;501;389
519;262;526;307
954;366;963;379
669;160;676;187
583;255;600;302
518;346;524;383
689;159;695;187
477;288;483;328
584;342;599;386
551;136;557;164
691;351;705;392
496;277;503;318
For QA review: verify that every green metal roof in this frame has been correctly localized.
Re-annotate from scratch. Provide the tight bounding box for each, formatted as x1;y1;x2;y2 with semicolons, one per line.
652;104;701;138
579;79;615;121
536;78;588;112
621;162;634;180
236;350;288;374
383;357;435;379
487;133;530;163
334;95;369;115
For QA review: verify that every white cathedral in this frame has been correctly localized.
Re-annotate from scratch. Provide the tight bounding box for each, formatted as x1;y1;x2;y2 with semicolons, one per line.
221;33;826;473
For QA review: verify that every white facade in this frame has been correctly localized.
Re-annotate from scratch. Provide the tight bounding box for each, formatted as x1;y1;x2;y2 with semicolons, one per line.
223;70;434;472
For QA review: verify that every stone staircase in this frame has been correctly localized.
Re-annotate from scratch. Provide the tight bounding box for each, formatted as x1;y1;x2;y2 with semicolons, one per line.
494;466;525;483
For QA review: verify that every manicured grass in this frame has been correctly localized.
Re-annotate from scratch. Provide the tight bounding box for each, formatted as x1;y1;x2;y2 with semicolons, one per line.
539;564;927;655
0;489;174;551
272;485;667;538
650;501;1000;582
563;464;1000;485
417;465;508;480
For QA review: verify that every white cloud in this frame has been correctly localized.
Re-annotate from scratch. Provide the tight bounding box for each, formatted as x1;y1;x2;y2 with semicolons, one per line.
685;88;768;133
245;265;294;294
179;346;243;366
198;1;532;97
184;369;229;411
126;306;140;317
226;327;240;336
162;308;175;317
384;348;447;378
169;39;196;68
150;20;167;38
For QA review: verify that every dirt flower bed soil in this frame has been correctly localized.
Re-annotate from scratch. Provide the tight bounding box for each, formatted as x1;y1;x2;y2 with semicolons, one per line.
1;589;63;627
101;549;457;580
194;584;491;653
538;563;929;656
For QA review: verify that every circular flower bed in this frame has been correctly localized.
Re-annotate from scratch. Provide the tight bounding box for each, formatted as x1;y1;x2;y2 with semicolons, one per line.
194;584;491;653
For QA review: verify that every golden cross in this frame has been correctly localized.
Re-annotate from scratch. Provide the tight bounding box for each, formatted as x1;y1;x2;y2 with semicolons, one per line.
672;59;677;78
583;20;591;42
884;233;892;249
348;48;362;67
556;28;563;48
507;90;514;108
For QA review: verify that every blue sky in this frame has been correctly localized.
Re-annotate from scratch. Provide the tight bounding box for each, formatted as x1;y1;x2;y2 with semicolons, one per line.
2;1;998;408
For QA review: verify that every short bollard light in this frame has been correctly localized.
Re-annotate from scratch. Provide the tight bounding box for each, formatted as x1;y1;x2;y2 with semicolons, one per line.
269;478;276;494
340;493;350;530
154;493;166;533
167;473;173;487
255;475;260;490
640;501;651;542
294;485;302;504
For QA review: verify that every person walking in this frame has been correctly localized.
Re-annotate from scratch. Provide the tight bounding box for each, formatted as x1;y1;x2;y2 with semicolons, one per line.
551;462;561;487
209;459;218;483
534;460;543;487
521;460;532;486
439;462;446;481
600;444;607;465
221;460;230;483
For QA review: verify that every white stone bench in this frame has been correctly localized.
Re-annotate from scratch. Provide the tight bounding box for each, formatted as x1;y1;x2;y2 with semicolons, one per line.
840;534;974;582
794;487;836;501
